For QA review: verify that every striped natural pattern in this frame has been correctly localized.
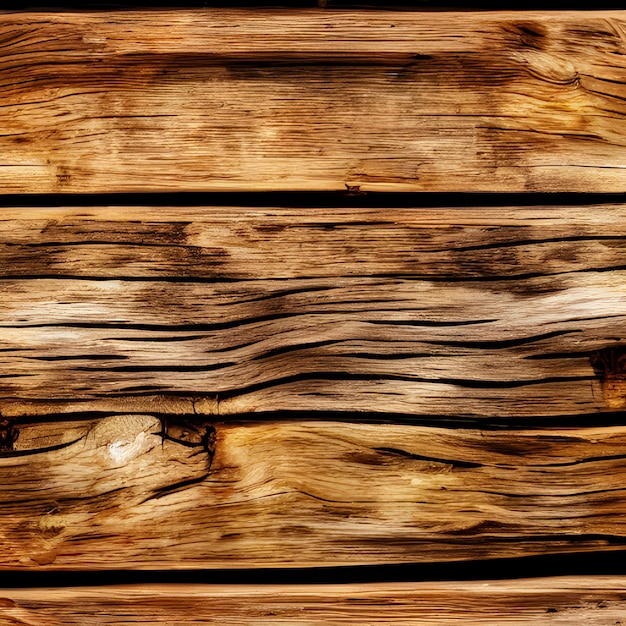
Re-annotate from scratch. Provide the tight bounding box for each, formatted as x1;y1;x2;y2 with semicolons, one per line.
2;11;625;622
0;10;625;192
1;205;625;418
2;415;626;569
1;578;626;624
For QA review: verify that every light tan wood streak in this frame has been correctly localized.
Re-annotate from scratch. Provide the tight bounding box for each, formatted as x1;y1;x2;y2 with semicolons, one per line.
1;578;626;624
2;416;626;569
0;11;625;192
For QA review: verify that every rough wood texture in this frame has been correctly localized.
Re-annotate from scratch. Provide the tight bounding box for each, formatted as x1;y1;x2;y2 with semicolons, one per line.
3;414;626;569
2;205;625;418
1;10;625;193
1;578;626;624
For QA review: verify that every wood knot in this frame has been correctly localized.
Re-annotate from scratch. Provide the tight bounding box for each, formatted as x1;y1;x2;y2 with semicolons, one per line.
591;346;626;379
590;346;626;409
160;416;217;468
0;419;18;452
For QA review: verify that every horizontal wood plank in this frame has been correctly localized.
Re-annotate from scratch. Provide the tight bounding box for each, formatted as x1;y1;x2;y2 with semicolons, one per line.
2;578;626;624
3;415;626;568
1;205;625;418
1;10;625;193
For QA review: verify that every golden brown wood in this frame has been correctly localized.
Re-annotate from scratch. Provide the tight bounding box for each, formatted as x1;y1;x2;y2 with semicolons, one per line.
1;205;625;418
0;11;625;193
1;578;626;624
3;415;626;569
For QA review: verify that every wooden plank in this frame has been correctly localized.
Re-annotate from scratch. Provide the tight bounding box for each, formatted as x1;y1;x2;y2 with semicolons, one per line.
3;414;626;569
1;578;626;624
1;205;625;418
0;10;625;193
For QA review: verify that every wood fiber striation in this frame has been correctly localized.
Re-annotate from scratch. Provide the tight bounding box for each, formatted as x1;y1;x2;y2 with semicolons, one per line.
1;205;626;419
0;11;624;192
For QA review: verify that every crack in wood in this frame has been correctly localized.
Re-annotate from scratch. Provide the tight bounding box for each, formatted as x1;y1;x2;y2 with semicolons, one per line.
157;415;217;472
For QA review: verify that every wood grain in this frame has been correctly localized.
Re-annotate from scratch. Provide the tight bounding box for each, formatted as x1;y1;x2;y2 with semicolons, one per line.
2;205;626;419
3;414;626;569
1;578;626;624
0;10;625;193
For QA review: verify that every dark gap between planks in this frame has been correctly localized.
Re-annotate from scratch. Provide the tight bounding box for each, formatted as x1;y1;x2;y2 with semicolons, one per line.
1;551;626;587
7;410;626;431
0;192;624;208
3;1;626;9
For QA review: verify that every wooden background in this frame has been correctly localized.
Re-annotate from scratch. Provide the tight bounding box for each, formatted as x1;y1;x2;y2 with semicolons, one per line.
1;1;626;623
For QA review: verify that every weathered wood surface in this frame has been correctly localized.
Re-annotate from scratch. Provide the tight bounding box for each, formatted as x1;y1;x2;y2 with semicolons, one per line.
1;205;625;418
3;414;626;569
1;578;626;624
1;10;625;193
